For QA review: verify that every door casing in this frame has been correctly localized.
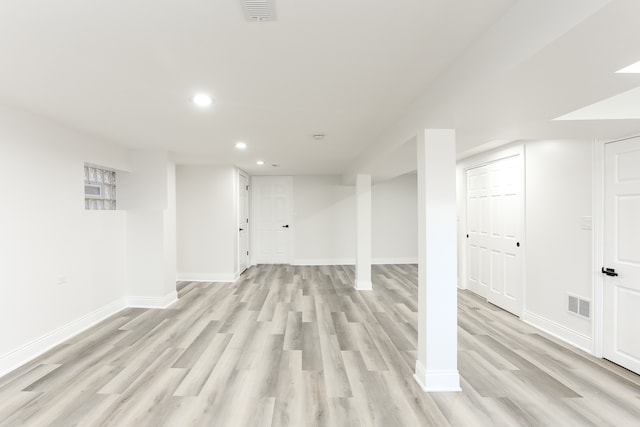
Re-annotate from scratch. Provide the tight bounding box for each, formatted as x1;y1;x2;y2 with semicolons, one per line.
593;135;640;362
250;175;294;265
238;171;250;273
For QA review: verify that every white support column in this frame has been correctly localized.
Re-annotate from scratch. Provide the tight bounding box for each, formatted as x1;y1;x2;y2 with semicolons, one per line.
414;129;461;392
355;173;373;290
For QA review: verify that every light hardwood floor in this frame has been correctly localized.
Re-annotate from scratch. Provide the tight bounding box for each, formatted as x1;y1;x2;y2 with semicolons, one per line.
1;264;639;426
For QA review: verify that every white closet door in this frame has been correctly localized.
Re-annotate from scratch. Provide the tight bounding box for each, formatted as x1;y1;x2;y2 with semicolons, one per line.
603;137;640;374
467;155;523;316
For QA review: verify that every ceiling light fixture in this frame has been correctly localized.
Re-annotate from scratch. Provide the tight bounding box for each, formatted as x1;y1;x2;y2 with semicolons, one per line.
312;134;326;140
192;93;212;107
616;60;640;73
256;160;264;165
235;142;248;150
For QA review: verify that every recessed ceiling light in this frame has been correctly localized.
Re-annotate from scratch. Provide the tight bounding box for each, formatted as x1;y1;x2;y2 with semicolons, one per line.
192;93;212;107
256;160;264;165
312;134;326;140
235;142;247;150
616;60;640;73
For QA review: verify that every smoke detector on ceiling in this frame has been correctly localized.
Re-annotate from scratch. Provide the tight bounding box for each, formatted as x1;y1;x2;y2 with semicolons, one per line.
241;0;276;22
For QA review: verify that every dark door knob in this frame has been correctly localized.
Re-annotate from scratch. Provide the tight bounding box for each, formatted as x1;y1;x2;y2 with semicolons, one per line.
602;267;618;277
282;225;289;228
239;228;244;232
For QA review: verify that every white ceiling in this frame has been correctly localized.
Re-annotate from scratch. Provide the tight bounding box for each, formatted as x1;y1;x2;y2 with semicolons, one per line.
1;0;639;177
344;0;640;180
555;86;640;121
0;0;514;175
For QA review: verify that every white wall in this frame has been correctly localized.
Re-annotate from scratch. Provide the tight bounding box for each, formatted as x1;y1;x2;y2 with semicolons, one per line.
0;103;180;376
293;176;356;264
291;174;417;265
372;173;418;262
175;171;415;275
457;139;594;352
0;103;129;375
525;139;593;345
118;151;168;210
176;165;237;281
119;150;178;302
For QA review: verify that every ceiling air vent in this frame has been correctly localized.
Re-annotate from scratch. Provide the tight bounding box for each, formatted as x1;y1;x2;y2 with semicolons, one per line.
241;0;276;22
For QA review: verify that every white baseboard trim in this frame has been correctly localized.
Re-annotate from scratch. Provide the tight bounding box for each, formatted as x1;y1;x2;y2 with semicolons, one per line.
466;283;486;296
414;361;461;392
354;279;373;291
0;298;127;378
176;272;239;283
374;257;418;265
292;257;418;266
293;258;355;266
126;291;178;309
522;310;593;354
0;289;186;378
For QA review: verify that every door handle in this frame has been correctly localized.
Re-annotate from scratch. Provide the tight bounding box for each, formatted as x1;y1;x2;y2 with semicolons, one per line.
601;267;618;277
239;228;244;232
282;225;289;228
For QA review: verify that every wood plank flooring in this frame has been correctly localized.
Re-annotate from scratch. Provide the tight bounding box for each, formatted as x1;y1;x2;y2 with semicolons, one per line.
1;264;639;426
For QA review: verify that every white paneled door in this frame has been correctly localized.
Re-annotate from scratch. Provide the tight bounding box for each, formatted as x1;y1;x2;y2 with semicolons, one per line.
466;155;523;316
252;176;293;264
238;173;250;274
603;137;640;374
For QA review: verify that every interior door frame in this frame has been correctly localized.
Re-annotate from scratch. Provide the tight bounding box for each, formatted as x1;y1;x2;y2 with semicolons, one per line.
237;169;250;274
458;143;526;317
593;134;640;358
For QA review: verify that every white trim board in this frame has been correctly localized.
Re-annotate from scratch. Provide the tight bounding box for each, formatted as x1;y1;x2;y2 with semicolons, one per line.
292;258;418;266
293;259;355;266
354;279;373;291
0;298;127;378
0;290;182;378
126;291;179;309
593;137;605;358
414;361;461;392
373;257;418;265
176;272;239;283
522;310;593;354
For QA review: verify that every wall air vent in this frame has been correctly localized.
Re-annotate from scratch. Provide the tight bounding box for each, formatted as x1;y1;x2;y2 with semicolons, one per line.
568;294;591;319
241;0;276;22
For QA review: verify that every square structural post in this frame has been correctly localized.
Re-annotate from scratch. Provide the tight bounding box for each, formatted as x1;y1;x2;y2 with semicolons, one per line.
355;173;372;290
414;129;461;392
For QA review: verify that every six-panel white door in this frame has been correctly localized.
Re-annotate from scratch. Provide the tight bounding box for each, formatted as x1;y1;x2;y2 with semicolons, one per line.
251;176;293;264
467;155;523;316
603;137;640;374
